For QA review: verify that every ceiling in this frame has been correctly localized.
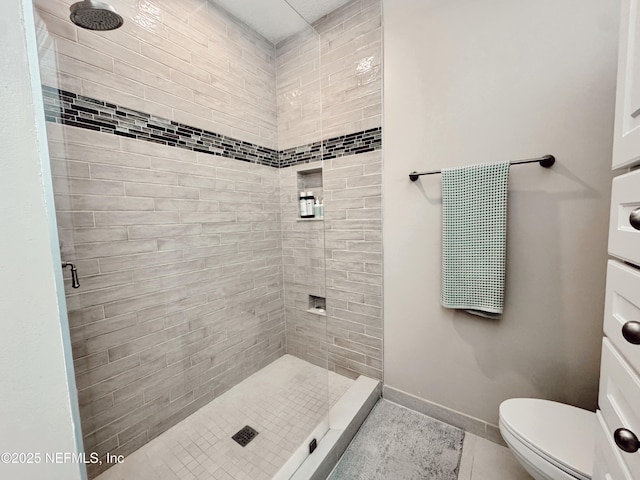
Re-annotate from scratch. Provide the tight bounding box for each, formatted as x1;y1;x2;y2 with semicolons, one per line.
211;0;351;44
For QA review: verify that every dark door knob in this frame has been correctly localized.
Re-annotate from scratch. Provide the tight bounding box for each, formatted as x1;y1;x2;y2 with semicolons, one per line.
622;321;640;345
614;428;640;453
631;207;640;230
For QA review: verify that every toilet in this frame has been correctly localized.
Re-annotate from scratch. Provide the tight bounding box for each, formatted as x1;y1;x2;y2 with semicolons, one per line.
499;398;596;480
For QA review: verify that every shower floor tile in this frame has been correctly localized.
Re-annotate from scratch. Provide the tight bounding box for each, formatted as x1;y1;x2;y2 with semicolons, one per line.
94;355;353;480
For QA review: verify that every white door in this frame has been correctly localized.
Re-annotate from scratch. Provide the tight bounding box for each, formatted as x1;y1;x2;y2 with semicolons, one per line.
613;0;640;169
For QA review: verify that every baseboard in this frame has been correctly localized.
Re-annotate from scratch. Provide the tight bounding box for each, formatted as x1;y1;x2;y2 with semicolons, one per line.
382;385;506;447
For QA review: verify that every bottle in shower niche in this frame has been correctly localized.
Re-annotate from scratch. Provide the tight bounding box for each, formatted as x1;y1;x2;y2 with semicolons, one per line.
299;191;308;218
314;198;321;218
319;199;324;219
305;191;315;218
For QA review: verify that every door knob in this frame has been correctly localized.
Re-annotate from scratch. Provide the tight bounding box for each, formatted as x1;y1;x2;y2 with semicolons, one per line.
614;428;640;453
622;321;640;345
630;207;640;230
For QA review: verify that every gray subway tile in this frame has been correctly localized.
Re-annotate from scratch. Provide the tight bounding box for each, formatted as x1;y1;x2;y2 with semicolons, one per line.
74;240;157;260
67;227;128;244
103;287;188;319
90;164;178;186
99;250;184;274
95;211;181;226
125;183;199;199
76;353;142;397
127;224;202;239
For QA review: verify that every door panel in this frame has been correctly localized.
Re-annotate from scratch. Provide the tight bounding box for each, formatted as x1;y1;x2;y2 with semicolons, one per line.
613;0;640;169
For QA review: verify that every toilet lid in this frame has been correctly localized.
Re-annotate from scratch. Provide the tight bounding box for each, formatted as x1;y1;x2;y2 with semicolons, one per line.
499;398;595;479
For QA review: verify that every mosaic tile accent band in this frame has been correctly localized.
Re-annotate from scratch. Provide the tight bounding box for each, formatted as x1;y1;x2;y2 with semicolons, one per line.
279;128;383;167
41;85;280;167
42;86;382;168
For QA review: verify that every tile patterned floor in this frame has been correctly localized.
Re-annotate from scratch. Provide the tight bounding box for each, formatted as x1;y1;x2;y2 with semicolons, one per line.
95;355;353;480
457;432;533;480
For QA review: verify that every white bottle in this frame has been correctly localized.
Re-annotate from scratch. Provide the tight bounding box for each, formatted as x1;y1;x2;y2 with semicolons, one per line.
299;191;307;217
306;191;315;218
314;198;321;218
319;199;324;219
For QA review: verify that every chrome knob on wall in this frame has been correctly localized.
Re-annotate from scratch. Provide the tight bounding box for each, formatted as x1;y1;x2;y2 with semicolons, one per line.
61;262;80;289
614;428;640;453
630;207;640;230
622;321;640;345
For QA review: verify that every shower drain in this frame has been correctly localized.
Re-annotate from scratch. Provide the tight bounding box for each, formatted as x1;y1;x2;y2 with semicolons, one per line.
232;425;259;447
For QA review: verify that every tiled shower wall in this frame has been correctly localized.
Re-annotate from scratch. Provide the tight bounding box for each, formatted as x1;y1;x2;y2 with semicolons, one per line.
34;1;285;476
35;0;277;148
323;150;383;380
280;151;383;380
277;0;383;380
315;0;382;141
47;122;284;477
276;0;382;149
34;0;382;472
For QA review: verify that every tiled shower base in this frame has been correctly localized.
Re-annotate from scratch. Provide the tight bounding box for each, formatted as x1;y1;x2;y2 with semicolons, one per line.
95;355;354;480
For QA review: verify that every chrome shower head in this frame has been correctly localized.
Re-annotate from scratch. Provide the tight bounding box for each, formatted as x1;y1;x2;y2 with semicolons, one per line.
69;0;124;31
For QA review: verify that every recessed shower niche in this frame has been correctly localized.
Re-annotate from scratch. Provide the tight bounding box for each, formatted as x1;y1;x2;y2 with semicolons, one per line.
297;167;324;221
308;294;327;315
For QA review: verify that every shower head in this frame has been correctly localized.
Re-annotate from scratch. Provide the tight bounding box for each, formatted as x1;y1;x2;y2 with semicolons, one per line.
69;0;124;31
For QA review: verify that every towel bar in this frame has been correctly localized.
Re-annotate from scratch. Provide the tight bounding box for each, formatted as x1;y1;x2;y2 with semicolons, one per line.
409;155;555;181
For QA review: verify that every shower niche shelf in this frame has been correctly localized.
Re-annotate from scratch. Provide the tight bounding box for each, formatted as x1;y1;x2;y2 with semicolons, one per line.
296;167;324;221
307;295;326;316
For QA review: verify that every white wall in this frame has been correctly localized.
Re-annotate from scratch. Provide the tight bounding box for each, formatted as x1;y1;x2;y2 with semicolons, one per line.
0;0;85;478
383;0;620;425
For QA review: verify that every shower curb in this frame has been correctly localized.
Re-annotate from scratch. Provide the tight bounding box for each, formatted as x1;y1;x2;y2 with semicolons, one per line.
277;376;381;480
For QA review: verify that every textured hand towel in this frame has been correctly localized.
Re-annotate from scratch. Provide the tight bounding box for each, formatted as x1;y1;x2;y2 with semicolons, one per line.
441;162;510;318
